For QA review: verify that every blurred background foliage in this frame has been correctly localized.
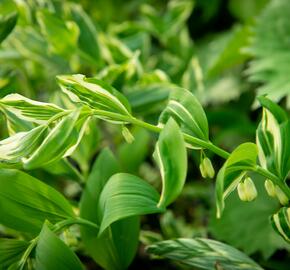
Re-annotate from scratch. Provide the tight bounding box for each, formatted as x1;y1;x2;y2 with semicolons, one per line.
1;0;290;269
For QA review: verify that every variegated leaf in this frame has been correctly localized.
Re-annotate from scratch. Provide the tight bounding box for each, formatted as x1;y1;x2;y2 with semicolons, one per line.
0;125;47;168
0;93;64;134
271;207;290;242
57;74;132;123
23;110;88;169
159;87;208;148
257;96;290;180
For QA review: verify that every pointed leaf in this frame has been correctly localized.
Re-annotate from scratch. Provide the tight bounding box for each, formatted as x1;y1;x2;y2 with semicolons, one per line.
0;93;64;126
99;173;163;234
215;143;258;218
35;223;83;270
146;238;263;270
23;110;87;169
80;149;139;270
57;74;131;123
0;12;18;44
0;125;47;168
257;97;290;180
0;169;75;233
271;207;290;243
154;118;187;208
159;87;208;145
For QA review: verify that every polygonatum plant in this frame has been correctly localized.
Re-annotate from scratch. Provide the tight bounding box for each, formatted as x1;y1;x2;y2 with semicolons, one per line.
0;72;289;269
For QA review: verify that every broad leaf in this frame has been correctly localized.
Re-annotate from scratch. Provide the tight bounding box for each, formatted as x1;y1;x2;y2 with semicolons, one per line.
0;239;28;269
80;149;139;270
154;118;187;208
146;238;263;270
0;12;18;44
0;169;75;233
159;87;209;145
215;143;258;218
98;173;163;234
57;74;132;122
35;223;83;270
271;207;290;243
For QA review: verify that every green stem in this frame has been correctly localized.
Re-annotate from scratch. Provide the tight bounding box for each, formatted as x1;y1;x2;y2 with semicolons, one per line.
255;166;290;198
91;110;290;198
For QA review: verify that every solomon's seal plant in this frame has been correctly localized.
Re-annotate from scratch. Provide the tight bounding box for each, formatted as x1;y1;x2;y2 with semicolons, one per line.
0;73;289;269
0;0;290;269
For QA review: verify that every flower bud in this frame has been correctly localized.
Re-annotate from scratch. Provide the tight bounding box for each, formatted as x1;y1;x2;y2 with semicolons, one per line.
199;157;215;178
275;186;289;205
264;179;276;197
237;177;257;202
122;126;134;144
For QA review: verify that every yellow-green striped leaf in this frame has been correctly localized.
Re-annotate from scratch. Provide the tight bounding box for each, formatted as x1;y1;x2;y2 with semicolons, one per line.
23;110;88;169
57;74;132;123
159;87;208;147
271;207;290;242
0;94;64;134
257;96;290;180
0;125;47;168
147;238;263;270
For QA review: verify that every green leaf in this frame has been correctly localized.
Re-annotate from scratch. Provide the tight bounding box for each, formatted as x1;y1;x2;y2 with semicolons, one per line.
0;125;46;168
0;169;75;233
0;238;29;269
271;207;290;243
57;74;132;122
36;10;79;58
23;110;88;169
0;93;64;126
256;96;290;180
80;149;139;270
215;143;258;218
35;223;83;270
159;87;209;145
69;4;101;65
0;12;18;44
146;238;263;270
98;173;163;235
154;118;187;208
210;176;289;259
126;84;170;114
